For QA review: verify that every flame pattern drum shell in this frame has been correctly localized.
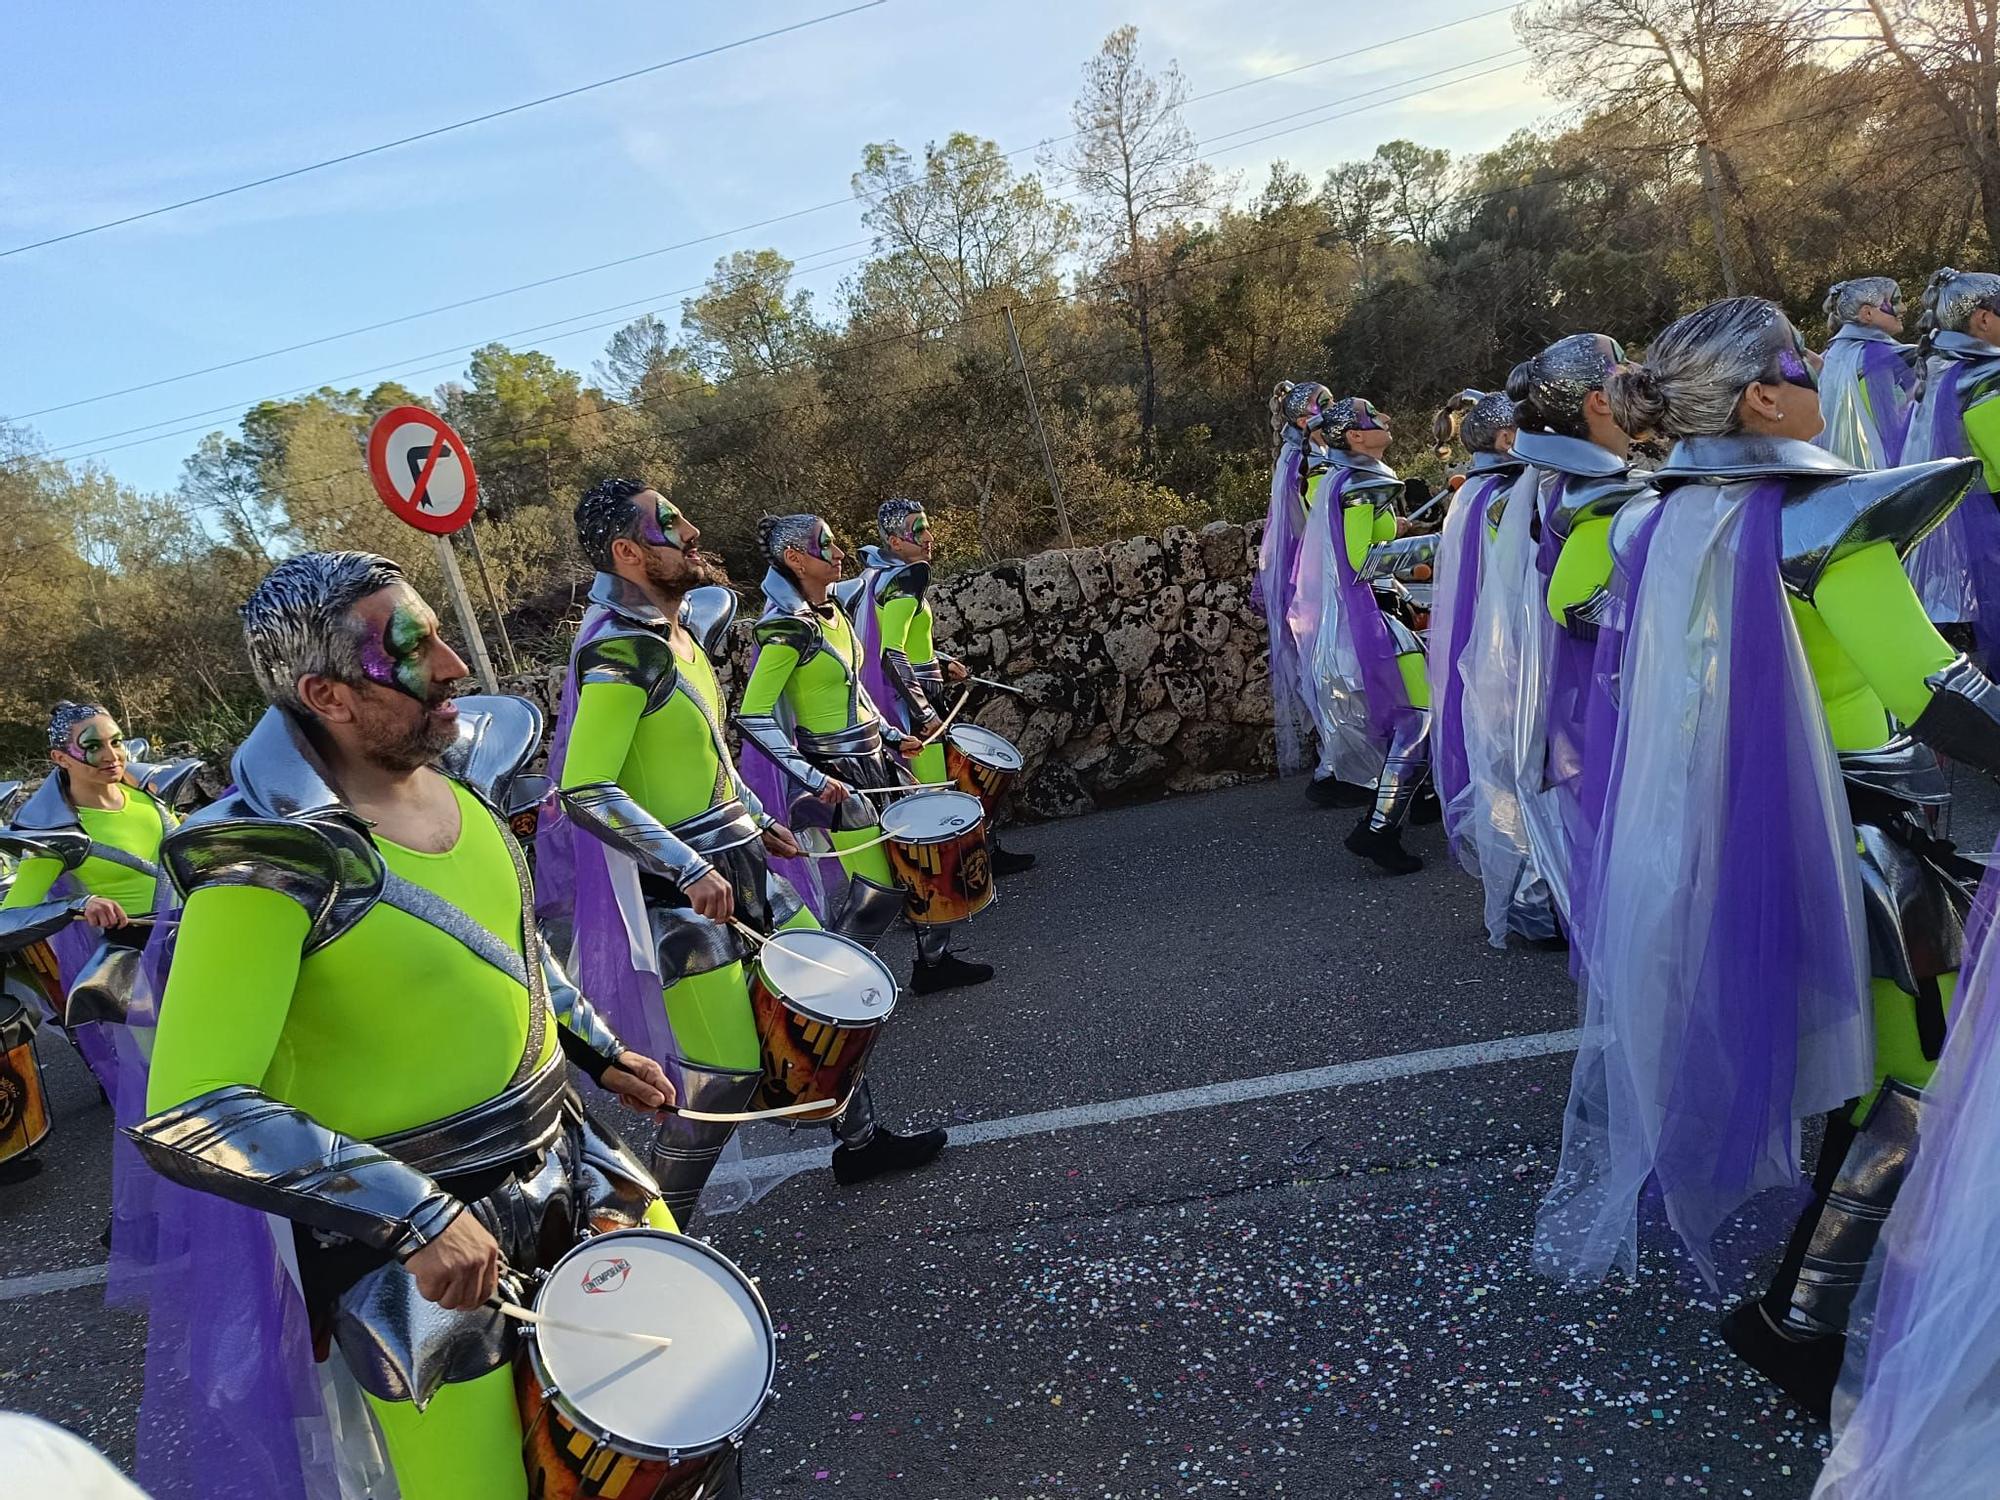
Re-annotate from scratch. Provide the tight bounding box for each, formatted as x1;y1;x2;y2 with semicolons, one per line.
517;1228;775;1500
0;1001;51;1164
945;725;1024;815
879;790;995;926
746;933;897;1123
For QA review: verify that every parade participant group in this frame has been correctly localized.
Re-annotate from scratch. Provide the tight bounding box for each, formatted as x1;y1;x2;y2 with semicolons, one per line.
7;273;2000;1498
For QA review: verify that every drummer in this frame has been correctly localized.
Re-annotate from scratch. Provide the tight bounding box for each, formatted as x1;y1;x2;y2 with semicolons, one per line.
736;512;997;995
843;497;1033;874
0;703;199;1100
545;478;947;1216
127;551;679;1500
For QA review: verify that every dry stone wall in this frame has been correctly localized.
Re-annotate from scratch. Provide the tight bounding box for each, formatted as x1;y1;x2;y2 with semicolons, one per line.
508;520;1277;822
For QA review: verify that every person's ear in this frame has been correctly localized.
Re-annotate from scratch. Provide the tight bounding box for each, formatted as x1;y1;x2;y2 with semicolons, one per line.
608;535;644;569
295;673;358;725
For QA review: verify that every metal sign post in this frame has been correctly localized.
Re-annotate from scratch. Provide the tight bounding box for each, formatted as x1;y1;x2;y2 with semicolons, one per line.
432;534;500;693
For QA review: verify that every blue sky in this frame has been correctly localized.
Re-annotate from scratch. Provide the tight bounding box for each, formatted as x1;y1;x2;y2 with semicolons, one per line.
1;1;1553;495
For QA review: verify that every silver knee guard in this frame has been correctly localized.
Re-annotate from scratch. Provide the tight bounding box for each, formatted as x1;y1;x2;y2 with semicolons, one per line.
1368;708;1432;833
913;923;953;964
833;875;904;950
1780;1079;1923;1341
832;1075;877;1148
648;1064;762;1227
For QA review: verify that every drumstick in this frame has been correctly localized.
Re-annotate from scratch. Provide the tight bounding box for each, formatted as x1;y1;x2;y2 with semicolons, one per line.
921;692;973;747
965;675;1024;695
493;1299;675;1351
727;920;848;978
800;829;899;858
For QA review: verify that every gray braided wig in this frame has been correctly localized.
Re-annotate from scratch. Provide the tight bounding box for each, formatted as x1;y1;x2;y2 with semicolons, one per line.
1824;276;1901;334
240;551;406;714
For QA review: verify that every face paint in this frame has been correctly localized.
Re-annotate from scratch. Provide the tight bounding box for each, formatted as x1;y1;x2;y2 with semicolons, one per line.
1351;402;1384;432
1776;333;1818;391
360;602;437;701
811;523;835;559
68;729;125;768
636;497;689;550
907;512;931;540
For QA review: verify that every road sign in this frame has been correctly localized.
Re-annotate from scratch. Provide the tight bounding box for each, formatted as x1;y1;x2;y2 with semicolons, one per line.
366;406;479;535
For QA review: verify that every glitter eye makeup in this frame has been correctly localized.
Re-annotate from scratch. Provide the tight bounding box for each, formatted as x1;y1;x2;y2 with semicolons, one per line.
1776;342;1818;392
360;603;437;701
637;498;688;550
813;525;836;559
908;513;931;538
69;731;124;767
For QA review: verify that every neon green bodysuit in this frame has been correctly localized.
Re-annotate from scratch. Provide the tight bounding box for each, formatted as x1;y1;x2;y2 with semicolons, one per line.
740;604;901;886
871;581;949;783
1;785;173;914
1307;467;1430;710
561;636;816;1075
150;779;667;1500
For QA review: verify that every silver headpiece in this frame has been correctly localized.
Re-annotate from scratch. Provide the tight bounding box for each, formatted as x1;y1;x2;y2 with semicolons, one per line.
46;700;109;749
1510;333;1622;438
1605;296;1798;441
1824;276;1901;333
1281;382;1332;426
876;497;927;543
757;514;832;569
1460;391;1517;454
240;551;406;714
1921;268;2000;336
1314;396;1387;448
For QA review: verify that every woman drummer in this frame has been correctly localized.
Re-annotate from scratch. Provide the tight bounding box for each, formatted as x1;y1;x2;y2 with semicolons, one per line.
0;703;185;1098
734;514;995;996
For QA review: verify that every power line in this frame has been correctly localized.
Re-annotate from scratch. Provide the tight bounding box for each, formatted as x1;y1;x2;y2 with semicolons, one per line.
49;50;1525;464
0;2;890;261
13;3;1527;424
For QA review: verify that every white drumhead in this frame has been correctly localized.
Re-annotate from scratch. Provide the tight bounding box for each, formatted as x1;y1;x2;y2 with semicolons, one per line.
536;1229;775;1457
759;928;897;1025
879;789;985;843
947;724;1024;771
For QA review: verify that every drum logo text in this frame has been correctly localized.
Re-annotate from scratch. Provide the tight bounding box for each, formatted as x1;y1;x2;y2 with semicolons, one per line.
581;1257;632;1294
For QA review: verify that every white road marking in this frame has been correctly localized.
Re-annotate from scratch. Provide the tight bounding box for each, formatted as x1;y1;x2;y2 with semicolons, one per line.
0;1027;1582;1303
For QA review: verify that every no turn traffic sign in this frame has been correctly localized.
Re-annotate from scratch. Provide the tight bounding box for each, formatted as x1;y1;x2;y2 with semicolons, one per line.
366;406;480;535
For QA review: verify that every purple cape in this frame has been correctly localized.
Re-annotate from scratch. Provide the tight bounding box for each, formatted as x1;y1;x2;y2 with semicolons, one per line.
1257;435;1315;776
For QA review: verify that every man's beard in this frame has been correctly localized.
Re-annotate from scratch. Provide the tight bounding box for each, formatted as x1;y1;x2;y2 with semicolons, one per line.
357;693;461;773
643;546;726;595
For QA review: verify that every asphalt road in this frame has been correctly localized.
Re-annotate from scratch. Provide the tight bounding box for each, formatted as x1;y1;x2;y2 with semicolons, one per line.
7;773;1996;1497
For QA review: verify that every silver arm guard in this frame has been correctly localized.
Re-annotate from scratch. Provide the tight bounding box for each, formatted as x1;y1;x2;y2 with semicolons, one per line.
558;781;715;890
882;647;943;726
0;897;87;956
736;714;826;792
128;1086;462;1257
1910;654;2000;778
539;941;625;1081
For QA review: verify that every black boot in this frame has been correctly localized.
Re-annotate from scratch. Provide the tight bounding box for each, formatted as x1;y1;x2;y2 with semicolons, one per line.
1410;784;1442;825
1719;1298;1841;1421
1344;817;1423;875
832;1125;948;1185
912;951;995;994
990;841;1037;876
1307;775;1371;808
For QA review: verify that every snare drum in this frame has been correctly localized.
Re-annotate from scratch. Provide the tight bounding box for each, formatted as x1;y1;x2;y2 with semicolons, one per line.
944;724;1025;815
518;1228;776;1500
0;998;51;1170
747;929;897;1123
879;789;994;926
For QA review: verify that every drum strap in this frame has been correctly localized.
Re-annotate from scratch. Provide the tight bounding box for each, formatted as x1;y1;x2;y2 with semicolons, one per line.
376;798;548;1088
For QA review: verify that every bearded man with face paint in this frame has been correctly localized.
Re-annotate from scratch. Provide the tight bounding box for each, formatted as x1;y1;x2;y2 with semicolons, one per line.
0;703;203;1102
736;513;996;997
125;552;683;1500
542;479;947;1215
838;496;1035;875
1290;397;1435;874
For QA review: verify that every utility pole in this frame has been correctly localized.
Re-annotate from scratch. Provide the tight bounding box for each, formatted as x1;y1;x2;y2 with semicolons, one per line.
1697;143;1740;297
1002;304;1076;549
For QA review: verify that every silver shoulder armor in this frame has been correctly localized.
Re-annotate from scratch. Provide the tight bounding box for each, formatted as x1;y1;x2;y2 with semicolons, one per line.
576;628;678;713
875;560;930;604
438;694;545;812
164;805;384;953
828;574;870;615
125;757;206;811
680;585;741;659
1550;472;1649;541
0;828;88;871
1779;457;1980;601
127;1085;460;1257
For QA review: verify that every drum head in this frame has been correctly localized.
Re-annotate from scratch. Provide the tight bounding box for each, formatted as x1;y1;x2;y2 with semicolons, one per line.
879;789;985;844
536;1229;775;1458
947;724;1024;771
759;929;897;1026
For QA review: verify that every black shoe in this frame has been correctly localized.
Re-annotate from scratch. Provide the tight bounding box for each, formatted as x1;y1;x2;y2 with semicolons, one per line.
832;1126;948;1185
990;842;1037;876
911;951;996;994
1719;1298;1840;1422
1410;785;1442;825
1344;818;1423;875
99;1213;114;1250
1307;775;1371;808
